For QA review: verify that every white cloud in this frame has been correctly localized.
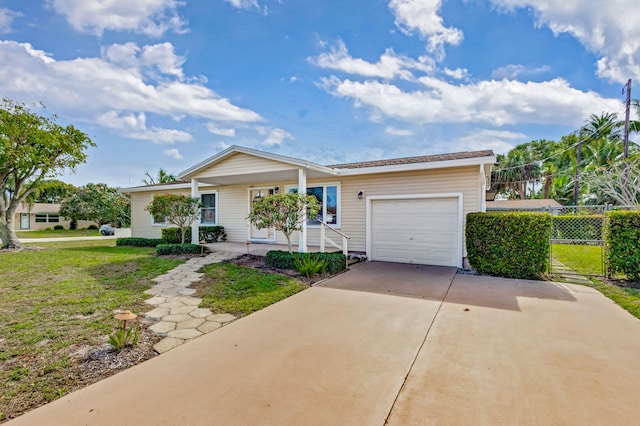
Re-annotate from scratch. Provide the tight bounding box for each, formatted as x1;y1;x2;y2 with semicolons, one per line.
321;76;622;127
451;129;527;155
491;64;551;80
490;0;640;83
385;126;415;136
256;126;293;146
50;0;187;37
163;148;184;160
225;0;260;10
96;111;192;143
0;41;263;142
388;0;463;59
309;39;434;80
0;7;21;33
443;67;469;80
206;124;236;137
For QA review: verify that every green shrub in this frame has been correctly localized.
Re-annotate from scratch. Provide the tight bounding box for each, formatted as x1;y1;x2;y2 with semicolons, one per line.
294;255;328;278
266;250;347;275
108;326;139;352
605;211;640;281
88;224;98;230
551;215;604;241
466;212;552;280
161;226;227;244
156;244;209;255
69;219;77;230
116;238;164;247
53;225;64;230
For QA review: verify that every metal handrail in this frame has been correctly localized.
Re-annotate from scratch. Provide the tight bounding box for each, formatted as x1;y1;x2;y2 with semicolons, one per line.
318;220;350;256
317;220;351;239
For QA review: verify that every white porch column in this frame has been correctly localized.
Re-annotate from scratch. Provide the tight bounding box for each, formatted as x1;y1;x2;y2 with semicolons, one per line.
191;178;200;244
298;168;307;253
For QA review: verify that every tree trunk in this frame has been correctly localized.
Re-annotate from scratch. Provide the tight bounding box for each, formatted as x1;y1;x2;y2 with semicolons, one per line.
0;211;22;250
285;232;292;254
180;227;186;244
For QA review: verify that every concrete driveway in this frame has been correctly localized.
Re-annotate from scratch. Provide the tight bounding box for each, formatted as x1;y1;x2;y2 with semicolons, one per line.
8;262;640;425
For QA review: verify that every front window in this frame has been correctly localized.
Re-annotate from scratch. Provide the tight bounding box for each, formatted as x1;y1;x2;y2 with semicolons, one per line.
289;184;339;226
201;193;216;225
35;213;59;223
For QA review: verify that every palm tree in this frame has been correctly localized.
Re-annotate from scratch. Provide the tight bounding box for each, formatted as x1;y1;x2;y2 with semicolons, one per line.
142;169;178;185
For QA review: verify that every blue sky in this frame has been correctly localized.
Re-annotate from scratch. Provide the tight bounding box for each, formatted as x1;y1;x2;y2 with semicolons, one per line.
0;0;637;187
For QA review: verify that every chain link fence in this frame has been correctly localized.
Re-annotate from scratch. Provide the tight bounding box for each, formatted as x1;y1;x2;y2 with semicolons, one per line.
486;204;639;277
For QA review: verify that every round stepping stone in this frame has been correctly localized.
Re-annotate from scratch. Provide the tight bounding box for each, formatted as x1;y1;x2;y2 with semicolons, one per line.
175;317;206;330
153;337;184;354
149;321;176;335
167;328;203;339
189;308;212;318
198;321;222;334
182;298;202;306
163;313;193;323
206;313;237;324
178;288;197;296
170;305;197;315
145;307;171;320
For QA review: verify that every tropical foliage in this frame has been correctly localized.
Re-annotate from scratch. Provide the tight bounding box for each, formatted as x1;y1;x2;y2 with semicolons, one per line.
491;106;640;205
142;169;177;185
60;183;130;227
146;194;202;244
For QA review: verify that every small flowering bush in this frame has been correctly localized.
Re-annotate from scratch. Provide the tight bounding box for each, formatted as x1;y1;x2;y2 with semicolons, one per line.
247;193;320;253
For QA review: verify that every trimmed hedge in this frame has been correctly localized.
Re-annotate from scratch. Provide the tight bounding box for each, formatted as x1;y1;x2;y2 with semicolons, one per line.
466;212;552;280
551;215;604;241
266;250;347;275
116;238;164;247
605;211;640;281
156;244;209;255
161;226;227;244
53;225;64;230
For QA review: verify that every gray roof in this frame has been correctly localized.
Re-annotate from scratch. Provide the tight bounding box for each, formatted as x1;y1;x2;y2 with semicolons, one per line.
329;150;495;169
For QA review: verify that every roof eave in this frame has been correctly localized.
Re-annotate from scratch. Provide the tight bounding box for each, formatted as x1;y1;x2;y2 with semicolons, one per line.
335;155;497;176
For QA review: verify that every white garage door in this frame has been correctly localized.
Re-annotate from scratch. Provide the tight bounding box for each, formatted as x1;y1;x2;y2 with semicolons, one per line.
370;197;460;267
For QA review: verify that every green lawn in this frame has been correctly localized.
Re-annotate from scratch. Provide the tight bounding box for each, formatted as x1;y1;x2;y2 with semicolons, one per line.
551;243;604;276
16;229;102;238
195;263;307;317
0;240;182;421
552;243;640;320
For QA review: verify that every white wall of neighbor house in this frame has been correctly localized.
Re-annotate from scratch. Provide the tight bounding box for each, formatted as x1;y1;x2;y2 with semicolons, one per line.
13;213;96;231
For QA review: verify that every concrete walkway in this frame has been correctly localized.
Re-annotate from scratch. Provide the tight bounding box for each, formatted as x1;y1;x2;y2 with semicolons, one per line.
8;262;640;425
143;251;239;353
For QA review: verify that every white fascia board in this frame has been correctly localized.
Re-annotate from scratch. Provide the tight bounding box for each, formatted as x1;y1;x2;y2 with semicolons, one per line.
336;155;497;176
120;182;217;193
178;145;338;180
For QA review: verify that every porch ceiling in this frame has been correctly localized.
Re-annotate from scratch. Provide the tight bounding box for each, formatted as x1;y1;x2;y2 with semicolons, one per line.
194;168;337;186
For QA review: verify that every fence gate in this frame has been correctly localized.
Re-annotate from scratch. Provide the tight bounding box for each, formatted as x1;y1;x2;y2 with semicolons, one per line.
547;206;606;277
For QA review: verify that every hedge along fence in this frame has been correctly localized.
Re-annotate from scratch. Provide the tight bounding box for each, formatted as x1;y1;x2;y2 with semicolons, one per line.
265;250;347;275
604;211;640;281
551;215;604;241
466;212;552;280
161;226;227;244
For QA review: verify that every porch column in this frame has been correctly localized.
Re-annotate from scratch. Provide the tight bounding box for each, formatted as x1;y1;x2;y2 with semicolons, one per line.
191;178;200;244
298;168;307;253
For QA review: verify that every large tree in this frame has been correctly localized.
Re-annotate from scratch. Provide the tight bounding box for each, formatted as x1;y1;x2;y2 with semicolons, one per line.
0;99;94;249
145;194;201;244
27;179;78;204
247;193;321;253
60;183;130;227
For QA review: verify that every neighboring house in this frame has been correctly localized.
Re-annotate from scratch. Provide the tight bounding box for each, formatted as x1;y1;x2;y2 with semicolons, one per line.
123;145;496;268
486;199;562;211
14;203;97;231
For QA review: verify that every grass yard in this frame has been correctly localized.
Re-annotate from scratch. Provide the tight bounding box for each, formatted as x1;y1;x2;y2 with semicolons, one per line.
552;243;640;320
195;263;307;317
15;229;101;238
551;243;604;276
0;240;182;422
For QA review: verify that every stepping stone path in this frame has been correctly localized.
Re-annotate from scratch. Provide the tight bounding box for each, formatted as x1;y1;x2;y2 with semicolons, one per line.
144;251;239;354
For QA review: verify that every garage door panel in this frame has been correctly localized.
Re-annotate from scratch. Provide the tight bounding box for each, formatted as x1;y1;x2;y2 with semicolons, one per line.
370;198;459;267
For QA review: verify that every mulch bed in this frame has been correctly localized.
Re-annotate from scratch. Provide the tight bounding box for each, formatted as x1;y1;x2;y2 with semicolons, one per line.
226;254;331;285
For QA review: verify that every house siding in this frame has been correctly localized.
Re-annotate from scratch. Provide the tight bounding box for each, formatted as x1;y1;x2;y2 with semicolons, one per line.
130;166;482;257
192;153;298;180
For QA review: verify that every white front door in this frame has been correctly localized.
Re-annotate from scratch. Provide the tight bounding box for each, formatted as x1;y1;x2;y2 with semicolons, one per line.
20;213;30;230
249;188;275;241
